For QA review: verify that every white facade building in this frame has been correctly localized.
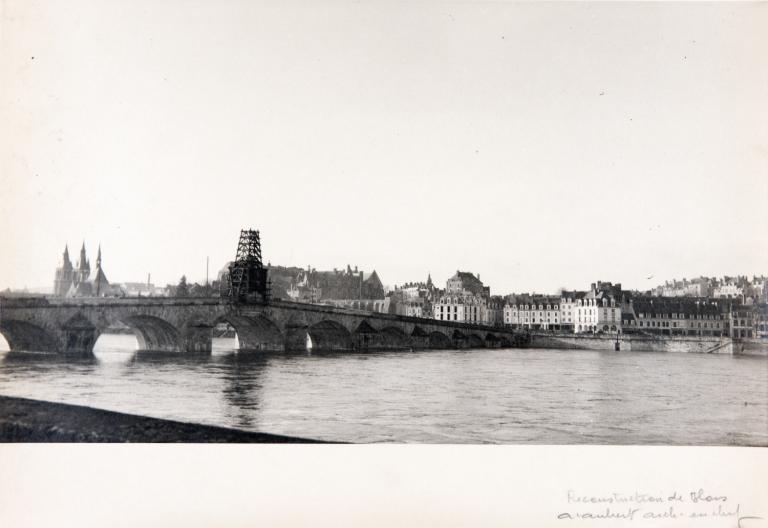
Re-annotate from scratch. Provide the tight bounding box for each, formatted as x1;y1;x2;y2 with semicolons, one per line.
712;283;744;299
503;297;561;330
433;271;489;324
435;293;486;323
558;292;578;331
574;293;621;333
656;278;711;297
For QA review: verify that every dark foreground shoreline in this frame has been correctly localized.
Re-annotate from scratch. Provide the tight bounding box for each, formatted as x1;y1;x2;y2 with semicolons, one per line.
0;395;332;443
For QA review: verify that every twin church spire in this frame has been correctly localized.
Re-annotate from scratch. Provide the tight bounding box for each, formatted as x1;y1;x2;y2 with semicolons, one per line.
54;242;109;297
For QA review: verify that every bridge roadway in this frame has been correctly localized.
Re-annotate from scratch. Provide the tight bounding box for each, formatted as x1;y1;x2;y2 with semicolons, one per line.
0;296;528;355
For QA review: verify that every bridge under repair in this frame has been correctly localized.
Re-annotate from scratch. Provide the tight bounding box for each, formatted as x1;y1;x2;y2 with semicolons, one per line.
0;229;528;354
0;297;528;355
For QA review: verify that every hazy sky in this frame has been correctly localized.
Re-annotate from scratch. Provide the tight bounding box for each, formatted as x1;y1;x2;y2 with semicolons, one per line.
2;1;766;295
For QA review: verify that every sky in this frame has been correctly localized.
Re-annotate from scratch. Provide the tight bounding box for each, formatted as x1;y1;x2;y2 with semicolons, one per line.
1;1;766;295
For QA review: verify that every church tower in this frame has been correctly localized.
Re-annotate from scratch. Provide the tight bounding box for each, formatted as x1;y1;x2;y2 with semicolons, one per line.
53;245;74;296
75;242;90;284
89;244;110;297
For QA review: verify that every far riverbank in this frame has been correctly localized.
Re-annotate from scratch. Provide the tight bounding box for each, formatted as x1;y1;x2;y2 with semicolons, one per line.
530;333;768;356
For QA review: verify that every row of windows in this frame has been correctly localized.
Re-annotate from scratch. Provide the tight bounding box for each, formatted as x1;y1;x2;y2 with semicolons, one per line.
638;313;723;320
506;317;560;322
508;305;560;311
630;321;722;329
576;300;615;307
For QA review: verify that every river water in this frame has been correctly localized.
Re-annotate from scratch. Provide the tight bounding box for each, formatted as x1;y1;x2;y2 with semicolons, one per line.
0;334;765;444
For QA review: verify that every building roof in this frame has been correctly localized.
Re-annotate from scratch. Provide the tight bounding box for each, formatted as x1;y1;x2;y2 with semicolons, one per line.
631;297;723;316
88;266;109;286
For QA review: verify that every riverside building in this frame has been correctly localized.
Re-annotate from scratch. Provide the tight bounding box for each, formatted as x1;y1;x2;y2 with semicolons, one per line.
573;282;622;334
503;295;561;330
621;298;727;337
388;276;437;318
433;271;489;323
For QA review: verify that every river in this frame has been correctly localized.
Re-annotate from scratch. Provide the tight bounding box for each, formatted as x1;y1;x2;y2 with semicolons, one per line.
0;334;765;444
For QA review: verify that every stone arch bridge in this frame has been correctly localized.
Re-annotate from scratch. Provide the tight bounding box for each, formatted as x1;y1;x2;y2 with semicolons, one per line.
0;297;528;355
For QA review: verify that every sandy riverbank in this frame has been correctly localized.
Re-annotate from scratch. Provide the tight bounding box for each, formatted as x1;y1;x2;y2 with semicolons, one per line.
0;395;331;443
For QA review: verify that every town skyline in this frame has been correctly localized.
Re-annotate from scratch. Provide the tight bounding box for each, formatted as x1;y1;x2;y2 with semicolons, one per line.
8;237;765;303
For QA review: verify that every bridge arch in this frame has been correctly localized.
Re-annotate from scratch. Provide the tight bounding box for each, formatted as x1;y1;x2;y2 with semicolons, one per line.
217;315;284;352
352;320;381;350
468;333;484;348
92;331;139;354
0;320;61;353
380;326;411;349
452;329;468;348
308;320;352;351
428;331;451;349
284;320;352;352
120;315;182;352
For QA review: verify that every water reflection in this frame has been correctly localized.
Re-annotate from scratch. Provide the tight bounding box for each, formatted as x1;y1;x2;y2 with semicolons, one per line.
220;354;269;429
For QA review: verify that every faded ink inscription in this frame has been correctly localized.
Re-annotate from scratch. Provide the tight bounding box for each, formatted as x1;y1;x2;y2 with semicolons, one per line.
557;489;763;526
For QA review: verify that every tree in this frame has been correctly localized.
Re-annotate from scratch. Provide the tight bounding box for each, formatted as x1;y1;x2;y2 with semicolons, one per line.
176;275;189;297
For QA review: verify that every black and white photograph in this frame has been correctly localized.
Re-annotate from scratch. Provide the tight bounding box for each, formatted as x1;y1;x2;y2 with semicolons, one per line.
1;0;766;526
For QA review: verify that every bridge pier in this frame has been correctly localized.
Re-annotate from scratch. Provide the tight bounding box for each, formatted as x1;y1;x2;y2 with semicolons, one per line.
352;321;386;351
181;324;213;354
284;324;309;352
62;327;98;355
408;327;430;349
61;314;99;355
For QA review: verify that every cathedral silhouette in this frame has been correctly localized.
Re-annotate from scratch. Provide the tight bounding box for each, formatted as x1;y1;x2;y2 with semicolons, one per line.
53;243;116;297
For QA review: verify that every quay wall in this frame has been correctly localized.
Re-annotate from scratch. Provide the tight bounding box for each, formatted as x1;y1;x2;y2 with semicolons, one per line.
530;333;737;354
732;338;768;357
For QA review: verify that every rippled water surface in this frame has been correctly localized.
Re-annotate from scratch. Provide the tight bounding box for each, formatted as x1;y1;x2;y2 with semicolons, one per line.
0;334;766;444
